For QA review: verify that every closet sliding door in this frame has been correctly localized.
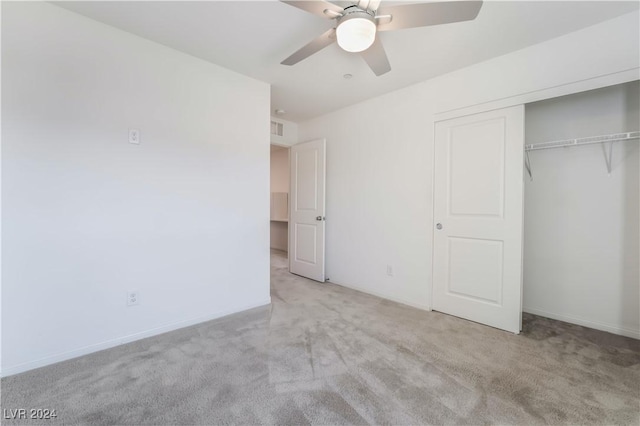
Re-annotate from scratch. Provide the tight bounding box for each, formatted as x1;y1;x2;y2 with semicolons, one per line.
432;105;525;334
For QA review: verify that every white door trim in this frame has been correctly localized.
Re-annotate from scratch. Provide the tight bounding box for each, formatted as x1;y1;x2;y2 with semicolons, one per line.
434;68;638;122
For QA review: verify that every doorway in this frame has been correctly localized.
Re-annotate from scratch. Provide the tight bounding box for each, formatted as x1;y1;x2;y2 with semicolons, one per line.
522;81;639;338
270;138;327;283
270;144;289;256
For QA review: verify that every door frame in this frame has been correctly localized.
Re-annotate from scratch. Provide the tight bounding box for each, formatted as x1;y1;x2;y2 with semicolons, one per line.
434;69;636;123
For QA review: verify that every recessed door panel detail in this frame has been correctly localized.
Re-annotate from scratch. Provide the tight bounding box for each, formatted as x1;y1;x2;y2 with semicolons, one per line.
449;119;505;217
295;150;318;211
294;224;317;264
447;237;503;305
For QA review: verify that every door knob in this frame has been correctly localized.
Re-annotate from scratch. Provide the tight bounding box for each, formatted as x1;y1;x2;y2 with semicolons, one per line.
316;216;323;221
436;223;443;230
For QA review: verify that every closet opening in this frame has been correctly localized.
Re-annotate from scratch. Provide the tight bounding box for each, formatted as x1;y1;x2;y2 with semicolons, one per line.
522;80;639;338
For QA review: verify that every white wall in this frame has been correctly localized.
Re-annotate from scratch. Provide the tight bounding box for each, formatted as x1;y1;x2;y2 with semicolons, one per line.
523;82;639;338
298;11;640;319
1;2;271;376
270;147;289;251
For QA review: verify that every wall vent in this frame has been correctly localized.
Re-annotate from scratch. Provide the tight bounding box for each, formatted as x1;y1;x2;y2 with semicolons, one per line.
270;120;284;137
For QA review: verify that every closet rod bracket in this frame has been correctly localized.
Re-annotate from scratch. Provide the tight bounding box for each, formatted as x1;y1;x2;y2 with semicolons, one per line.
605;141;613;176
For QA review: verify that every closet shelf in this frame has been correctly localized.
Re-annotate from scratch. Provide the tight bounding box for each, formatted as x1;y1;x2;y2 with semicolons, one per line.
524;131;639;180
525;131;639;151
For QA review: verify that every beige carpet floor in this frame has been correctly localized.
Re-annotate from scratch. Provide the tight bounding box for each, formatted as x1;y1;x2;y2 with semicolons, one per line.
1;249;639;425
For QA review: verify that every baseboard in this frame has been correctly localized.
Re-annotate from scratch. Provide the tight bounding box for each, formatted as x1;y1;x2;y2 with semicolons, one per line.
0;298;271;378
523;306;640;339
331;280;431;312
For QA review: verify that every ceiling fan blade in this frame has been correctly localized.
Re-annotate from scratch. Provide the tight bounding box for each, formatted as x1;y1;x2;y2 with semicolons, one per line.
376;1;483;32
360;37;391;76
281;28;337;66
281;1;344;19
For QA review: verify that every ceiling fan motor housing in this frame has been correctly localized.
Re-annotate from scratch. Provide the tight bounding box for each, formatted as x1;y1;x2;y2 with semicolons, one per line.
336;7;377;53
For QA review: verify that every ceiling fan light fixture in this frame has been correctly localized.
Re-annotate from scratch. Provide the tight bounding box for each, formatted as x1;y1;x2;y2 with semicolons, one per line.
336;12;376;53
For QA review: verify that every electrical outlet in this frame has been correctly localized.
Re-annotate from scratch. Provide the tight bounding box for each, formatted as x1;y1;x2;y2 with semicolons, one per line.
127;290;140;306
128;129;140;144
386;265;394;277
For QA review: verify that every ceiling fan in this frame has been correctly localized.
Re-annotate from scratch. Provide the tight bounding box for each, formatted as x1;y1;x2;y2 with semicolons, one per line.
280;0;483;76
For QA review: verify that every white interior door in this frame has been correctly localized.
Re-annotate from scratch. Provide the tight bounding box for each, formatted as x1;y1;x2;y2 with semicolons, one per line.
289;139;326;282
433;105;525;334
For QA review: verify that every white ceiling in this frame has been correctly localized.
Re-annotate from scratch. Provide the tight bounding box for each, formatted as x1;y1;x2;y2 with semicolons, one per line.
55;1;639;122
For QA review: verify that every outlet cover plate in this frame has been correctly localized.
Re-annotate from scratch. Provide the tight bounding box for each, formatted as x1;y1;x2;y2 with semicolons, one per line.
127;290;140;306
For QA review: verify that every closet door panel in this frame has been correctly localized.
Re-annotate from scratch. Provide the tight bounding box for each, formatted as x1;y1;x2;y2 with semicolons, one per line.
433;105;525;334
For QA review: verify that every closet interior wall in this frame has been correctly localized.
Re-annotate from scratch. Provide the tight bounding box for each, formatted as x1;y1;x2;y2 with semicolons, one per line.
523;81;640;338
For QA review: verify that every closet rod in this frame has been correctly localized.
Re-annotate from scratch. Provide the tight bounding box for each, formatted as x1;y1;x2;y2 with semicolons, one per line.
525;131;639;152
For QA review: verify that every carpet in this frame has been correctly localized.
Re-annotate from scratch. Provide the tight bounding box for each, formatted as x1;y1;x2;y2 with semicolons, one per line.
2;250;639;424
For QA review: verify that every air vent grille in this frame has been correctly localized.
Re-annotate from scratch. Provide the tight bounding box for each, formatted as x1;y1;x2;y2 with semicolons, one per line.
270;120;284;137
